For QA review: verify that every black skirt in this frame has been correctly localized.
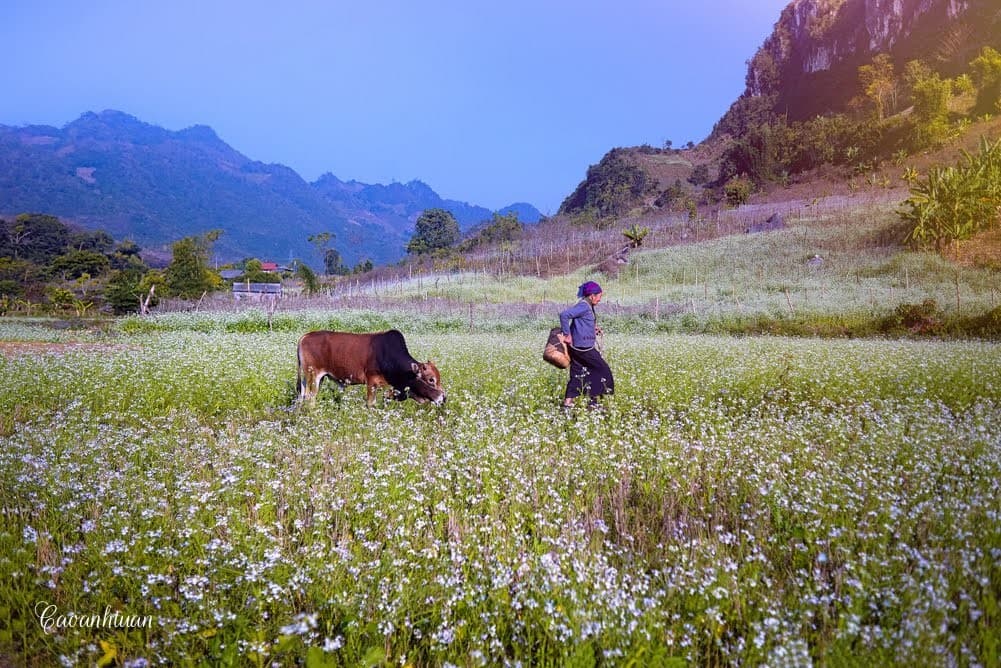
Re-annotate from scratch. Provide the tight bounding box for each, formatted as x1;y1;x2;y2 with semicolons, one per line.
565;346;614;401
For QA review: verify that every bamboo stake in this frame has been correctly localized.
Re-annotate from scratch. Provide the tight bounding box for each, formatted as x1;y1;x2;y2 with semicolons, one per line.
955;272;961;312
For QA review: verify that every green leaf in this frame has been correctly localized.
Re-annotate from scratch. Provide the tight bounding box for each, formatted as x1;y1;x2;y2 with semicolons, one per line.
97;639;118;667
306;646;337;668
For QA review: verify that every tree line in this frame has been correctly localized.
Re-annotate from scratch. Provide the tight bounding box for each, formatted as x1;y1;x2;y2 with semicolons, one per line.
0;207;527;316
0;216;316;315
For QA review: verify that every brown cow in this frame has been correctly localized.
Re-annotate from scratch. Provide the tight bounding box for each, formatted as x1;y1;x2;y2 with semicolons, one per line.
297;330;445;407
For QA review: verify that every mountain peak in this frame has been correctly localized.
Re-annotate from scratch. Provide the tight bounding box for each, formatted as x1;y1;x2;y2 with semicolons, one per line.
176;124;223;144
66;109;168;143
0;110;541;267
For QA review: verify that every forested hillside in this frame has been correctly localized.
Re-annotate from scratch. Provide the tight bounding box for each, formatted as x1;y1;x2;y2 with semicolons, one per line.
560;0;1001;221
0;111;540;267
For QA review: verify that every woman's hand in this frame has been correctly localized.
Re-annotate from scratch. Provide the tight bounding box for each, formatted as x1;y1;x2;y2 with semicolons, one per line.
559;333;572;345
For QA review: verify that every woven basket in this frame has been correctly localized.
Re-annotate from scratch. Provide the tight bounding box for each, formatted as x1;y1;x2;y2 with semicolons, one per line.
543;327;570;369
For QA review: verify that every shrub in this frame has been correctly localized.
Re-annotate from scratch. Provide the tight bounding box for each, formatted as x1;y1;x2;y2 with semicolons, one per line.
723;177;754;208
967;305;1001;339
885;299;943;334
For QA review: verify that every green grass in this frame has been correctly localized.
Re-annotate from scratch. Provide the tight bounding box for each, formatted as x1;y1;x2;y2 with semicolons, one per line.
2;325;999;666
340;199;1000;341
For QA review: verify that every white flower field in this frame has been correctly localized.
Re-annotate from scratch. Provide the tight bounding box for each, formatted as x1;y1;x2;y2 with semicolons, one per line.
1;317;999;666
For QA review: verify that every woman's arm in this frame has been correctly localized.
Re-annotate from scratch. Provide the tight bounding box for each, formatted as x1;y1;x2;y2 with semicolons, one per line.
559;300;591;342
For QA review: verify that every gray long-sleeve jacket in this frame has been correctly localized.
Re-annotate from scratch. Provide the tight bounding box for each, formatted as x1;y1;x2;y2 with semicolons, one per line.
559;299;596;349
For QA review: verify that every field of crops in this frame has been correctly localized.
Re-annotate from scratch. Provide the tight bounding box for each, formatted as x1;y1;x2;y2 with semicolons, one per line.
1;316;999;667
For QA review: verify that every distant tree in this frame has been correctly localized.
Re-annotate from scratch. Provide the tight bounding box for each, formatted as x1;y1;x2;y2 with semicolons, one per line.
0;279;22;298
165;232;222;298
108;239;143;269
953;74;975;97
308;232;332;252
0;256;37;298
115;239;141;256
138;271;166;311
104;266;148;314
352;259;374;274
68;229;114;254
902;60;933;90
0;221;12;258
51;250;110;280
294;261;320;295
790;114;856;169
46;286;75;311
685;198;699;220
407;208;460;255
9;213;70;265
719;126;779;184
0;257;45;287
970;46;1001;115
910;72;953;148
308;232;336;274
723;176;754;208
858;53;898;120
324;248;349;275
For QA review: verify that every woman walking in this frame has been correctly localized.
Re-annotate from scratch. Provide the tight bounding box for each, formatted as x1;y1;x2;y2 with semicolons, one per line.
558;281;614;408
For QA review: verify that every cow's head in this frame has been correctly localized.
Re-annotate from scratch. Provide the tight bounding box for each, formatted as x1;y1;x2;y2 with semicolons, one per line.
405;360;445;405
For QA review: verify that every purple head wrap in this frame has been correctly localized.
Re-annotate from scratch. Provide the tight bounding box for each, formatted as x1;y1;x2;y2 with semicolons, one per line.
577;281;602;298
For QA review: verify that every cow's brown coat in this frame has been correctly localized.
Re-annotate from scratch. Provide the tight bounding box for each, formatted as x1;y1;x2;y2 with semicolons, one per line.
297;330;444;406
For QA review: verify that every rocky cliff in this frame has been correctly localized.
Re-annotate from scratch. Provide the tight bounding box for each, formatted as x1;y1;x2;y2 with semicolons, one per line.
717;0;1001;131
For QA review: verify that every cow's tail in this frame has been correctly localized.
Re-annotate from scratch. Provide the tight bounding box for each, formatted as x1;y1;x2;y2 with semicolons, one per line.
295;337;305;402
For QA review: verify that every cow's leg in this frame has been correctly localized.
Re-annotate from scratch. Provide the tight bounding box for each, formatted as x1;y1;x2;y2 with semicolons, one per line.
366;380;377;407
301;366;322;405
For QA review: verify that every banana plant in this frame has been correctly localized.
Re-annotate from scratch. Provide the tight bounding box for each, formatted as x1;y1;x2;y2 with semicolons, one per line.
901;136;1001;250
622;224;650;248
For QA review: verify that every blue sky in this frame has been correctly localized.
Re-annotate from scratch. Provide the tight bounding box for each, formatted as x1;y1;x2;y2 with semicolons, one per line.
2;0;789;214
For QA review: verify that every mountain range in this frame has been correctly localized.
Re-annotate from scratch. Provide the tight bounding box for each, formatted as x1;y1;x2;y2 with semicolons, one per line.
0;110;541;267
4;0;997;268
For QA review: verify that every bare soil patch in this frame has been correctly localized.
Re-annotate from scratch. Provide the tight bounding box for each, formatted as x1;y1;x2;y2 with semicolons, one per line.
945;226;1001;270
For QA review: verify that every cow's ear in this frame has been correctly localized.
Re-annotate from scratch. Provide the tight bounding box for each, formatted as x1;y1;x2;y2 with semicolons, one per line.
411;362;419;374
